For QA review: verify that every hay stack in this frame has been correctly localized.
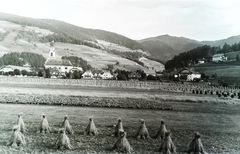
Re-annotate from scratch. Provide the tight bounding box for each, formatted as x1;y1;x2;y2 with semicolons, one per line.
188;132;205;154
85;117;98;136
62;115;74;135
114;130;133;153
55;129;72;149
39;114;50;133
17;114;25;133
115;118;124;137
159;131;176;154
136;119;150;139
155;120;167;140
7;125;26;146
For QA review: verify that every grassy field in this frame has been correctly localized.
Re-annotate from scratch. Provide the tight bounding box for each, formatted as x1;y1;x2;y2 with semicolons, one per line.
0;78;240;153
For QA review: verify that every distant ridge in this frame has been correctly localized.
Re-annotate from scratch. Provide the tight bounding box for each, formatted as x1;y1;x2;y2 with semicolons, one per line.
139;34;240;63
138;35;202;63
201;35;240;47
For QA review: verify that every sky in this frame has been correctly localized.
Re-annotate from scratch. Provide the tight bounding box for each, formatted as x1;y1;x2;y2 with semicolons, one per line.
0;0;240;41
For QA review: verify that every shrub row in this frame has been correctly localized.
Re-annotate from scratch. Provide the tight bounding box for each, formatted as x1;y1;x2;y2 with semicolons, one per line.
0;94;173;110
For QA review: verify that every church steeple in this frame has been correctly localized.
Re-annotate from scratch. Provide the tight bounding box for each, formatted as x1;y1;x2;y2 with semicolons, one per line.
48;41;56;59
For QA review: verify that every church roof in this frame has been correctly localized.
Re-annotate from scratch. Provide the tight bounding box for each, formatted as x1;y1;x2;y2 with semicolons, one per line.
45;58;72;66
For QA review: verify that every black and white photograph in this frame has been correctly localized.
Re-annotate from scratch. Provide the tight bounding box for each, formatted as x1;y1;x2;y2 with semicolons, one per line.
0;0;240;153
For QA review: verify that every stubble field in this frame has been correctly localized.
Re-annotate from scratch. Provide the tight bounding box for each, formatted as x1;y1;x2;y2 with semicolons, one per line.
0;77;240;154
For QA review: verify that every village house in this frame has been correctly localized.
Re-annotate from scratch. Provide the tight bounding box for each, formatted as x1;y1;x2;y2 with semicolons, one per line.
100;71;113;79
82;70;94;79
173;68;201;82
0;65;32;74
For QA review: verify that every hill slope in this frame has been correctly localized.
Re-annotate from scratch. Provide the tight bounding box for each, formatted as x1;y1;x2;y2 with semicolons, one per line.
0;12;144;51
0;19;164;73
138;35;202;63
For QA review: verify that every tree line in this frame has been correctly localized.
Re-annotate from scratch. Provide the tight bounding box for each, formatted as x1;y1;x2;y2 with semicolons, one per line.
165;42;240;71
0;52;46;68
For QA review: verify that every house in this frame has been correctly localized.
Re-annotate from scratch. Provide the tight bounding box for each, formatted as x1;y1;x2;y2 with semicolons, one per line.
187;71;201;81
173;68;201;81
0;65;32;74
93;73;102;79
212;54;227;62
82;70;94;79
101;71;113;79
198;58;205;64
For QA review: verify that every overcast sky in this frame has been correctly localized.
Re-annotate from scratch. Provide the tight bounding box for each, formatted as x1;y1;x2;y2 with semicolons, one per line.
1;0;240;41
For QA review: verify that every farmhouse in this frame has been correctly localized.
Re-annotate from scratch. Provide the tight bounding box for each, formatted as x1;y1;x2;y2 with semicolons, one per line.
82;70;94;79
101;71;113;79
187;71;201;81
174;68;201;81
212;54;227;62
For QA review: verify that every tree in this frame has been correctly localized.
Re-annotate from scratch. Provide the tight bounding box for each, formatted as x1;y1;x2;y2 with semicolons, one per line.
38;70;44;77
72;70;81;79
14;69;21;75
117;74;127;81
140;71;147;80
21;70;28;76
45;69;51;78
236;54;239;61
147;74;156;80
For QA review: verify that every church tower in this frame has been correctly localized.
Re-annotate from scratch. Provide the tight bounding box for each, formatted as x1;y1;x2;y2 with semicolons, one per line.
48;41;56;59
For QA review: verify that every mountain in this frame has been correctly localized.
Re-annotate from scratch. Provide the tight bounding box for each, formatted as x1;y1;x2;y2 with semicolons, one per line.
138;35;202;63
201;35;240;47
139;34;240;64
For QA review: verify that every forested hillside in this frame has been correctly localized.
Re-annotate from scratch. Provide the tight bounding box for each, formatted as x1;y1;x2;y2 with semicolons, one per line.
138;35;202;63
0;52;46;68
0;13;144;50
165;42;240;71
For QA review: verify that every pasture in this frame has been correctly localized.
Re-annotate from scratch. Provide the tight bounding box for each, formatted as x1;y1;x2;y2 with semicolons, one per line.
0;77;240;153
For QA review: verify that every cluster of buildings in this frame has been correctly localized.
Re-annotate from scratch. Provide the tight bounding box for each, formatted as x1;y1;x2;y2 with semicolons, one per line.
173;68;201;82
200;51;240;64
0;45;114;80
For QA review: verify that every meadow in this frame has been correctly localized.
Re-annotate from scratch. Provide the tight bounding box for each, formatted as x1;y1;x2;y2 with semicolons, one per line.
0;77;240;153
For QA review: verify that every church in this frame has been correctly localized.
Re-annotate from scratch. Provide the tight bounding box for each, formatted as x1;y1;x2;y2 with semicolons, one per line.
44;43;74;75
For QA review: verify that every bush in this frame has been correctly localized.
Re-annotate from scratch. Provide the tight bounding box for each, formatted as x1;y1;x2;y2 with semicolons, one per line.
14;69;21;75
38;70;44;77
117;74;127;81
147;74;157;81
21;70;28;76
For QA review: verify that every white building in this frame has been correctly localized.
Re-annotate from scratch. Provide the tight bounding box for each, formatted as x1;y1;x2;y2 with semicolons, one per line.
82;70;94;79
101;71;113;79
187;72;201;81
